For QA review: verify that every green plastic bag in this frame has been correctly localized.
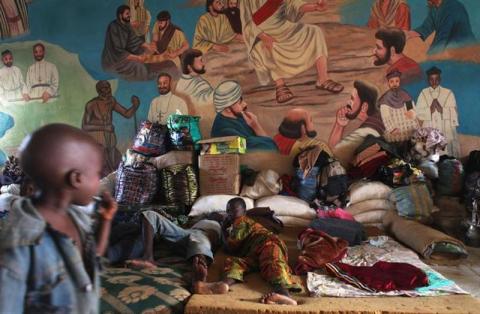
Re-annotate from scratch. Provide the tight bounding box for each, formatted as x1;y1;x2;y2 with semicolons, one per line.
167;114;202;150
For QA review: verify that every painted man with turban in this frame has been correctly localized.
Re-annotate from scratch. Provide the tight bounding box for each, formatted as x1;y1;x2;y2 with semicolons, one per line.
210;80;278;151
273;108;332;156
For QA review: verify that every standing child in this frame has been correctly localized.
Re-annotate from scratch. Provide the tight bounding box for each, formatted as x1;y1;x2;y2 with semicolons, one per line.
198;197;302;305
0;123;117;313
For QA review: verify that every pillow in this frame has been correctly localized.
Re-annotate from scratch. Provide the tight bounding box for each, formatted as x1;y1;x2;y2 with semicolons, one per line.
346;199;395;216
240;169;282;200
189;195;254;216
390;183;434;220
354;210;387;224
276;216;312;228
255;195;316;219
348;180;392;204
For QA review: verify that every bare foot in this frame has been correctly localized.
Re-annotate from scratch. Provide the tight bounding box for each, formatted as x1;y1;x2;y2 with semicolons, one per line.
193;281;229;295
192;255;208;282
260;292;297;305
125;259;157;269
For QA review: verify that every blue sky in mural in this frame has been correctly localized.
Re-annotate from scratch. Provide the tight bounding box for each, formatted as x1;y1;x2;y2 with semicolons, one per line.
341;0;480;39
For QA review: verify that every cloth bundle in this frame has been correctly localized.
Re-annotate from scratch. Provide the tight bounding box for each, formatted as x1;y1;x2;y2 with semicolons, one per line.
389;182;434;221
349;135;398;179
310;217;366;246
324;261;428;292
240;169;282;200
294;228;348;275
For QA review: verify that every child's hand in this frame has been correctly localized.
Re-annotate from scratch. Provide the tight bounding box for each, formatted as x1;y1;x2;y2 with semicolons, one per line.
97;192;117;221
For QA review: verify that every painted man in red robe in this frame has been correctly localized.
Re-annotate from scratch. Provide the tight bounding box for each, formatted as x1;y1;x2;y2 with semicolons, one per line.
367;0;411;31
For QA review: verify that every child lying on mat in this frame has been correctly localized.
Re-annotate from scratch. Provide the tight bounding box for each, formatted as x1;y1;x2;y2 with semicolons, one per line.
197;197;303;305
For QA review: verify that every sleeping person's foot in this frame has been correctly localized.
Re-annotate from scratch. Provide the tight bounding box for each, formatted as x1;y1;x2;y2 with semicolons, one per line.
192;255;209;282
193;281;229;294
260;292;297;305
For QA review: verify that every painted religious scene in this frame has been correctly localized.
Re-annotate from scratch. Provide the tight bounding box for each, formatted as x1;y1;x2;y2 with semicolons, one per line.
1;0;480;313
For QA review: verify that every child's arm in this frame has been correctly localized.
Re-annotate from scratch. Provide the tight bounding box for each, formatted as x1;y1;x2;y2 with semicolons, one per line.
95;192;117;256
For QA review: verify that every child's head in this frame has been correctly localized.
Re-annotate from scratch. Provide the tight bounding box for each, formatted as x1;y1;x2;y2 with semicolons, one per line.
20;123;103;206
226;197;246;221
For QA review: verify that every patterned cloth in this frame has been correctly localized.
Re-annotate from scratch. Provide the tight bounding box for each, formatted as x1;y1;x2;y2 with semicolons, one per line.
224;216;302;291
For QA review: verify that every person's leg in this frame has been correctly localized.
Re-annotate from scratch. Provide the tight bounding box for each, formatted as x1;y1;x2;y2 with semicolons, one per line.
315;55;328;85
141;215;155;261
194;256;253;295
274;78;294;103
191;254;229;294
127;211;189;268
258;241;301;305
315;56;343;93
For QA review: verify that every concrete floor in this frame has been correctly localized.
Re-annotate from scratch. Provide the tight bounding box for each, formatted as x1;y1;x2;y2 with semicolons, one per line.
431;246;480;298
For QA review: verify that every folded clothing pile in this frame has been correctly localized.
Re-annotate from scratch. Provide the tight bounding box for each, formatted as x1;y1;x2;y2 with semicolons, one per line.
346;180;394;226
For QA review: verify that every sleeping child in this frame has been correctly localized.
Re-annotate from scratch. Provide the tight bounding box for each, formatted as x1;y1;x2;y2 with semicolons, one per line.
197;197;303;305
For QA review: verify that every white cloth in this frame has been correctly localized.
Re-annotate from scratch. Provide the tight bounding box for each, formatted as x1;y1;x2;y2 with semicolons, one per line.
416;86;460;157
176;74;214;107
240;0;328;85
0;65;27;102
25;59;59;99
147;92;188;124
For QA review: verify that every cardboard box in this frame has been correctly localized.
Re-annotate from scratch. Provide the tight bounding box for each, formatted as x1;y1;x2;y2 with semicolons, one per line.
198;136;247;155
199;154;240;195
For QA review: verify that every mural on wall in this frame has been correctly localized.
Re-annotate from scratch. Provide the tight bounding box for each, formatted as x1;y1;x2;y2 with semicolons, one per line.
0;0;479;172
0;0;30;40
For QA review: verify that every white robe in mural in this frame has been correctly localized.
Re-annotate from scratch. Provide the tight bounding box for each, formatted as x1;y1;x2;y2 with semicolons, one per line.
416;86;460;157
148;92;188;124
0;65;27;102
175;74;214;107
25;59;59;99
240;0;328;85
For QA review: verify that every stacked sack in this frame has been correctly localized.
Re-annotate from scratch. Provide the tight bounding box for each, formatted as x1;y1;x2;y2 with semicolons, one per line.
346;180;394;227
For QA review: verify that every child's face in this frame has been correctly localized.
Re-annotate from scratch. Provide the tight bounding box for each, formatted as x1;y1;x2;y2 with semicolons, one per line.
226;205;245;221
72;147;103;206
